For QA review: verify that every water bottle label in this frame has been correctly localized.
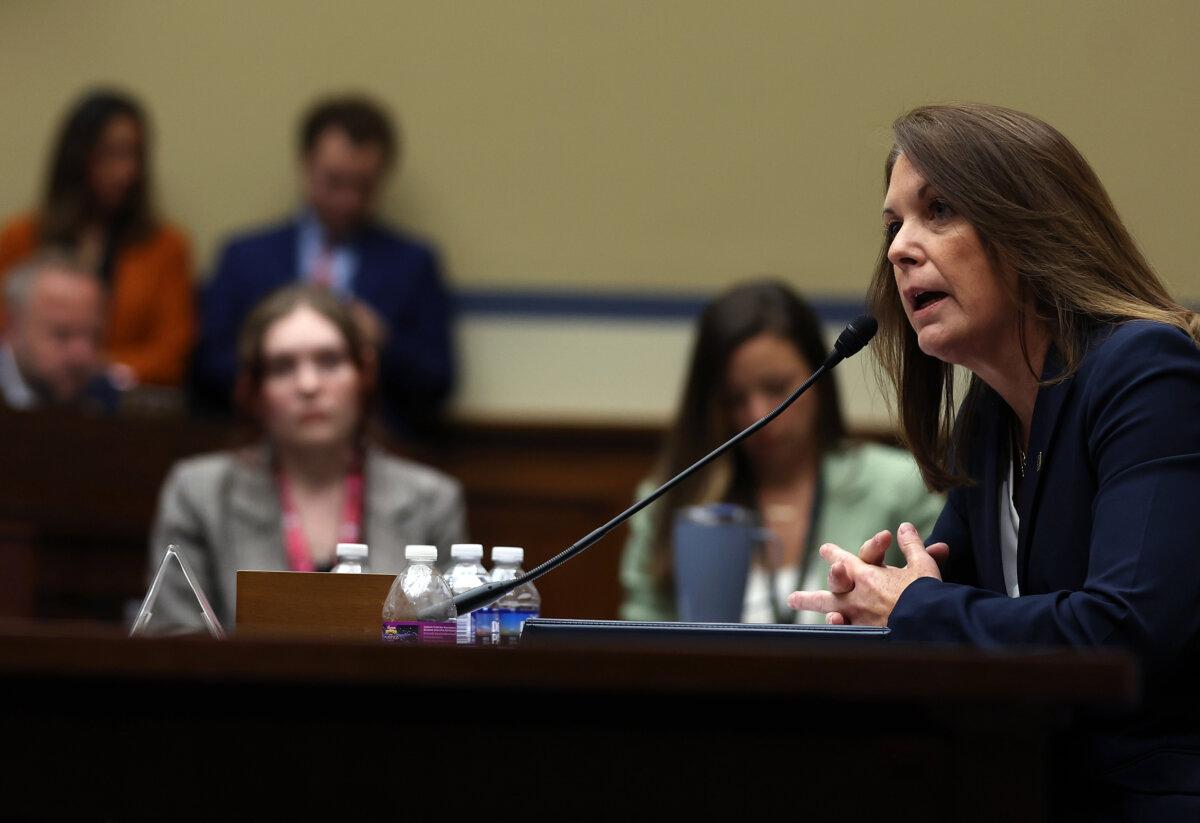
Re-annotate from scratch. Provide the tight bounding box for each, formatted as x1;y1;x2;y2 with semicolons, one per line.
475;609;499;644
498;609;539;643
455;613;474;645
382;621;457;644
382;621;418;642
419;621;457;644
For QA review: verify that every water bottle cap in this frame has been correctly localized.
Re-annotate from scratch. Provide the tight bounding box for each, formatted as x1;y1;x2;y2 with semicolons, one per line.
491;546;524;564
404;545;438;563
450;543;484;560
335;543;368;559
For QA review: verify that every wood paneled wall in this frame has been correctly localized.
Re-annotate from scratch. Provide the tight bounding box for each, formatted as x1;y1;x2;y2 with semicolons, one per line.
0;409;660;624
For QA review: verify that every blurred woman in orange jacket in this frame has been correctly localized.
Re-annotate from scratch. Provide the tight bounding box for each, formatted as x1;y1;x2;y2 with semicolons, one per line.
0;89;195;386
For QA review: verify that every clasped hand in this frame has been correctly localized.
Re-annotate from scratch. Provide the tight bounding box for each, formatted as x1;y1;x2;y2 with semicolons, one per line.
786;522;947;626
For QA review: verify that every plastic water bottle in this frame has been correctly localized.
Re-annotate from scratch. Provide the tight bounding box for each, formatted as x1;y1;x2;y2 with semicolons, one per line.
381;545;457;644
445;543;489;645
490;546;540;646
331;542;368;573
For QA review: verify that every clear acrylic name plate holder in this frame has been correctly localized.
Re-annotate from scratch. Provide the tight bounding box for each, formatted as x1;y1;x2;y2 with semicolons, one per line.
129;544;226;639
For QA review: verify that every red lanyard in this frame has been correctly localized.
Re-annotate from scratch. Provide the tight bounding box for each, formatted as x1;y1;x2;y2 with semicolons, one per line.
277;458;365;572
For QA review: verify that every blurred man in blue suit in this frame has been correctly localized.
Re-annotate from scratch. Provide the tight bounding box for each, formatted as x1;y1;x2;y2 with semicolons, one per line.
193;95;454;438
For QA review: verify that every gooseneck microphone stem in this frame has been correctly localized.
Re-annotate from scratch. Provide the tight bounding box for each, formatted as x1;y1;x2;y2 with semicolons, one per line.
442;365;828;617
429;314;879;620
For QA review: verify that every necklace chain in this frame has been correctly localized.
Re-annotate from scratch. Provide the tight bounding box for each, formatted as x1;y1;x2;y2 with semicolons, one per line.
1012;418;1027;479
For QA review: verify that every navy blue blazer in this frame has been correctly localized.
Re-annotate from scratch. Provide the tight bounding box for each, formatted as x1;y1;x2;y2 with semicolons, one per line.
889;321;1200;807
192;220;455;434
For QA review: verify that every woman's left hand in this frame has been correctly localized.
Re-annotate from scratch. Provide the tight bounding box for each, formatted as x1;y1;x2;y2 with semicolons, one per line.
786;522;946;626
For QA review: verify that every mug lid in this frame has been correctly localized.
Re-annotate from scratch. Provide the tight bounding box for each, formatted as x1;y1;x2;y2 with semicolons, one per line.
675;503;758;527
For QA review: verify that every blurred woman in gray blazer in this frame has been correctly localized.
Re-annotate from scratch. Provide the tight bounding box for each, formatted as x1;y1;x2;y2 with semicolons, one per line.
149;284;466;632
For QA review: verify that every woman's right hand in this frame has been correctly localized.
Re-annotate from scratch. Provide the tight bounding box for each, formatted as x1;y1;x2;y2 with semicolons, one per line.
796;523;948;626
827;528;950;595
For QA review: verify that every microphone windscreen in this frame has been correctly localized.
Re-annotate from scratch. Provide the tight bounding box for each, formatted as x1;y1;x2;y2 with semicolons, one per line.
833;314;878;359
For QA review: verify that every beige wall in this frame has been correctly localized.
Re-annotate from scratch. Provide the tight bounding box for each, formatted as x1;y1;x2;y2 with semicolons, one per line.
1;0;1198;299
453;316;903;428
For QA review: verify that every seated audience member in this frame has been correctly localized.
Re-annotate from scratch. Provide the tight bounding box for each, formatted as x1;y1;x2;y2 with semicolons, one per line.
620;280;942;623
149;285;466;632
0;89;195;387
0;252;119;412
193;94;454;438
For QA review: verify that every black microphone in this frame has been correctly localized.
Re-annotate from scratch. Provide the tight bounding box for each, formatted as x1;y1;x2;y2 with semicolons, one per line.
823;313;877;370
424;314;879;620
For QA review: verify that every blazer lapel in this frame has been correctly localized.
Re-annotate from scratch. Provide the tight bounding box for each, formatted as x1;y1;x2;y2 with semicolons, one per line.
283;222;301;281
227;447;288;571
1016;346;1075;590
974;388;1008;592
363;448;420;574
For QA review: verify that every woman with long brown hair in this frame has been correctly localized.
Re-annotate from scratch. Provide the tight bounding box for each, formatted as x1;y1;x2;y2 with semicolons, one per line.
148;285;465;632
620;279;941;623
0;89;195;386
790;104;1200;816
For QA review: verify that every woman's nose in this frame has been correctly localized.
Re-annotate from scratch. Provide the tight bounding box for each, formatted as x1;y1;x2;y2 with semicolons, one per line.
295;361;321;393
749;394;775;421
887;222;923;269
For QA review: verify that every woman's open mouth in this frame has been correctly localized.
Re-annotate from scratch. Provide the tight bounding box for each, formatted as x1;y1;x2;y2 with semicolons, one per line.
912;290;948;314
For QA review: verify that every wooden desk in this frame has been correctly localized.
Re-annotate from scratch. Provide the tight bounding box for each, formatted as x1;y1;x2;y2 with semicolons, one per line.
0;623;1137;821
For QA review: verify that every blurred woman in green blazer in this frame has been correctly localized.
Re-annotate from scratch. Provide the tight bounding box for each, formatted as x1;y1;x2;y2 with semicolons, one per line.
619;280;942;623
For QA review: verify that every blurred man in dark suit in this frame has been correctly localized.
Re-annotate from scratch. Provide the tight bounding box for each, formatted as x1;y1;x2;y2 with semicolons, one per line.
193;95;454;438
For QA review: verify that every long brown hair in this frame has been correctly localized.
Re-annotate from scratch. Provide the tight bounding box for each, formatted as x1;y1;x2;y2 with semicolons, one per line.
867;103;1200;492
647;279;848;585
39;89;157;249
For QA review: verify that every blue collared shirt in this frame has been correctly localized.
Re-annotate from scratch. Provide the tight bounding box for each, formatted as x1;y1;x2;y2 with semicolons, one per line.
296;211;359;298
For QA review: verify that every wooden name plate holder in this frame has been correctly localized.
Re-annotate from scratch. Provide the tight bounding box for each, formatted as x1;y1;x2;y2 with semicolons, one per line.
236;570;396;640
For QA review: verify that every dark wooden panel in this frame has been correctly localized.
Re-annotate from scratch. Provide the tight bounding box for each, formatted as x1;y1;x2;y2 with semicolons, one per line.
0;408;242;538
0;521;36;618
462;497;630;618
0;407;902;625
236;570;398;640
0;408;659;624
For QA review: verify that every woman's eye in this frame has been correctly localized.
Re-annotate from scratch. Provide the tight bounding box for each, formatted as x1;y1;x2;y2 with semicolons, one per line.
884;221;901;241
264;357;296;378
724;391;750;414
930;199;954;220
314;350;349;371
